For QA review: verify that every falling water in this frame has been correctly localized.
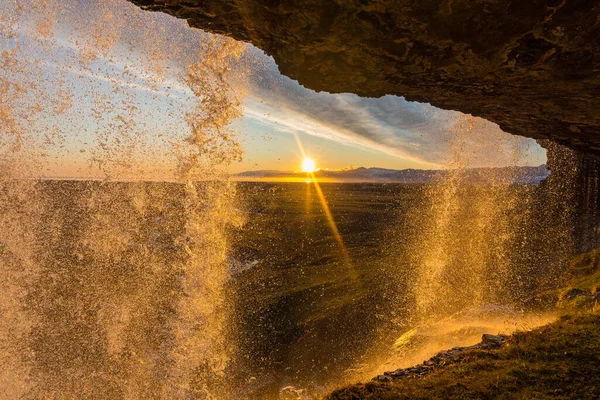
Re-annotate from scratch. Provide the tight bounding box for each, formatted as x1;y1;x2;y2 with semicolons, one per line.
411;116;531;321
1;1;591;398
0;1;247;398
166;36;246;399
378;115;579;372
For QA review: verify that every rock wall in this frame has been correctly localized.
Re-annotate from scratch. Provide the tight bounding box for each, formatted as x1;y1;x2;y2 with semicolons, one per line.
541;141;600;253
130;0;600;156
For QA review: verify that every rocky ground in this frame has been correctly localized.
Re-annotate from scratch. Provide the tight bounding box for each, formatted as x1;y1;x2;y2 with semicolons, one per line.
374;333;507;383
326;313;600;399
326;247;600;399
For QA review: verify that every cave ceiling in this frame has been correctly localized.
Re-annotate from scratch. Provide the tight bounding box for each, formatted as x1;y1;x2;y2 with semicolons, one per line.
130;0;600;156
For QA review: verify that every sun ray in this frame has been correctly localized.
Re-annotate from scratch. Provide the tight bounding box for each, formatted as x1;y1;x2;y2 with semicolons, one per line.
309;172;357;279
292;133;358;281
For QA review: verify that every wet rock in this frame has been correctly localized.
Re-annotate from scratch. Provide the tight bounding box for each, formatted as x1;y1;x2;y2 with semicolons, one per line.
129;0;600;157
392;304;518;361
375;375;392;382
481;334;507;346
375;332;507;382
280;386;307;399
559;288;592;301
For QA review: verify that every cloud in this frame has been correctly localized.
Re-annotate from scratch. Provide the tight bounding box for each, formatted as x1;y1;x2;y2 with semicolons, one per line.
241;48;544;168
9;22;191;101
4;0;544;172
244;95;444;168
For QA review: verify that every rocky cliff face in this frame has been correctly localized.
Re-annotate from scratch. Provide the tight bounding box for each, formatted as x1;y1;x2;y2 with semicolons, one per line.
130;0;600;155
540;140;600;252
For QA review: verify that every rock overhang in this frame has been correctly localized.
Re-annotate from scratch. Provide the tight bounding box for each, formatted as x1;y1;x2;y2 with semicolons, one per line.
129;0;600;156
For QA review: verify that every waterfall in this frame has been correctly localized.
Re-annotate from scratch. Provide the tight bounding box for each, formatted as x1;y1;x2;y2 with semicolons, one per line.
412;116;530;321
0;1;247;398
402;116;576;347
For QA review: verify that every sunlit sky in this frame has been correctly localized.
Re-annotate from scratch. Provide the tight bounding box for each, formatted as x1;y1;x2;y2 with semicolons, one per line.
1;0;545;179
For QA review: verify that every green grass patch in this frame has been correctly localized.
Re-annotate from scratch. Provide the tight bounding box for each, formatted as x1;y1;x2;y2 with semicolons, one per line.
568;270;600;294
566;247;600;291
552;248;600;311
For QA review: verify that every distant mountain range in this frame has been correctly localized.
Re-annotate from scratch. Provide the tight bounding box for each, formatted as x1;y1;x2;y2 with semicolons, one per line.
234;165;550;184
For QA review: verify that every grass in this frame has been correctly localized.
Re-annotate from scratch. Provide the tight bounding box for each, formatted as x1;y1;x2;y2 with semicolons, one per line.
326;313;600;400
565;248;600;293
326;248;600;399
553;248;600;312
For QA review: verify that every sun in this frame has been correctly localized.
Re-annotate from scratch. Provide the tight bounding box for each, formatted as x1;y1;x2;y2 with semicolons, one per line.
301;157;317;173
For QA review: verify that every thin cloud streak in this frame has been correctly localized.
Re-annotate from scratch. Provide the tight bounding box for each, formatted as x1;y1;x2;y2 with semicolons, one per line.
242;51;545;168
12;27;191;101
244;95;444;169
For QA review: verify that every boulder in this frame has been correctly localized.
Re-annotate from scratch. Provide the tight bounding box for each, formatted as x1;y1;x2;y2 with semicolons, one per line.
559;287;592;301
